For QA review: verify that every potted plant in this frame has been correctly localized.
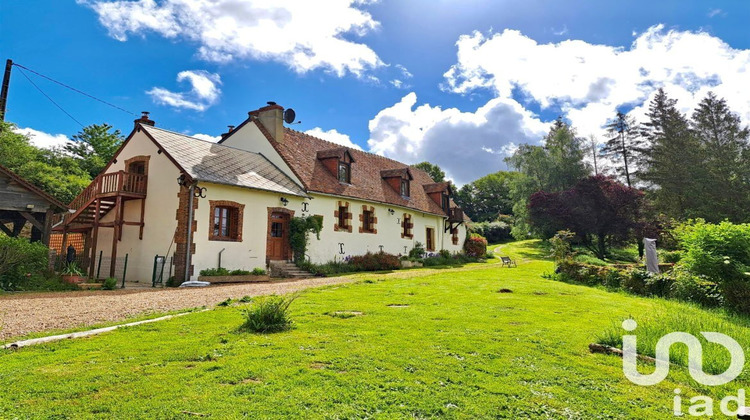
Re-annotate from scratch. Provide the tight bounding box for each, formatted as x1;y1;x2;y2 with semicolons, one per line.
61;262;87;284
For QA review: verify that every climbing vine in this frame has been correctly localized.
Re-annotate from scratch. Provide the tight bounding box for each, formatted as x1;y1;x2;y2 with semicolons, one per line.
290;215;323;263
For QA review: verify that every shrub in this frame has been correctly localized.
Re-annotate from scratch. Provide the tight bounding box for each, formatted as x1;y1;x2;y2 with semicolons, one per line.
0;235;50;291
671;269;723;307
200;267;230;277
102;277;118;290
229;269;252;275
674;219;750;285
17;270;78;292
549;230;575;264
349;252;400;271
251;268;266;276
470;221;512;243
602;268;627;289
573;254;607;266
240;294;297;333
644;273;674;297
165;276;179;287
622;269;649;295
661;250;682;264
409;242;426;260
464;233;488;257
722;280;750;314
297;260;351;276
555;260;626;288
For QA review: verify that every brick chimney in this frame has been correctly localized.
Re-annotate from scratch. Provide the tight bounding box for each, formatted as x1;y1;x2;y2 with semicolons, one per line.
249;101;284;143
134;111;155;129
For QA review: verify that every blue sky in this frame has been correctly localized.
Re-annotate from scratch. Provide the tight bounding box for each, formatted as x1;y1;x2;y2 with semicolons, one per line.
2;0;749;184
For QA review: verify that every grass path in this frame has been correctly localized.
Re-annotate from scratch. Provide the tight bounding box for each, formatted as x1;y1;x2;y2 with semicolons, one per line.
1;241;747;418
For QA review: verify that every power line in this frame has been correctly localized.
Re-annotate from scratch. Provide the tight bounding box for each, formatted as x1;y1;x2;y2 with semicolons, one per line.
16;66;84;127
12;62;138;117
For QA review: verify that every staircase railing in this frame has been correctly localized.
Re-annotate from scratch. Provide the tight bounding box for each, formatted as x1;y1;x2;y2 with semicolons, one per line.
56;171;148;227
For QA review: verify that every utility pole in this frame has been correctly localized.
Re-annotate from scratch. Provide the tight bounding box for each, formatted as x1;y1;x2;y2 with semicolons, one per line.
0;59;12;122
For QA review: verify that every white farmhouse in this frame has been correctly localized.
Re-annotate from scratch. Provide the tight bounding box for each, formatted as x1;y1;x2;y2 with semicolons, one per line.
56;103;467;284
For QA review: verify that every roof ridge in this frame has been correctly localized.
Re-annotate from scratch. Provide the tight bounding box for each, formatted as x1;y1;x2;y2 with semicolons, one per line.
143;125;265;157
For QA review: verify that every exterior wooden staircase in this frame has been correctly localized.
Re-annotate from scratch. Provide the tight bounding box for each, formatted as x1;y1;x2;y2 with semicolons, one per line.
54;170;148;277
58;171;147;230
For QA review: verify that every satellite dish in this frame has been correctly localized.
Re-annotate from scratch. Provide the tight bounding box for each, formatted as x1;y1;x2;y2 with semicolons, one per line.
283;108;296;124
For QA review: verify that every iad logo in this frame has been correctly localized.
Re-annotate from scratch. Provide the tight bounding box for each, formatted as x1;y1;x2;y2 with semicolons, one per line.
621;319;747;417
622;319;745;386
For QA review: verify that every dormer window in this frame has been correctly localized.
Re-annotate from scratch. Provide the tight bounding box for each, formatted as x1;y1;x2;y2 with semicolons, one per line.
381;167;413;198
423;182;454;212
400;179;410;197
318;148;355;184
338;162;351;183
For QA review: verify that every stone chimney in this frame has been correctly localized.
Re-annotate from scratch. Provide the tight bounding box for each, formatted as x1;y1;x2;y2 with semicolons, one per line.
249;101;284;142
134;111;155;129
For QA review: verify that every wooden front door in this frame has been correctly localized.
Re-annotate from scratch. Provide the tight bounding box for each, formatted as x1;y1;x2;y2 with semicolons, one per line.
267;211;290;261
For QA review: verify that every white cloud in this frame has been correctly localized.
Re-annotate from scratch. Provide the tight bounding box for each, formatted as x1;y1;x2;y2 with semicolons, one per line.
13;127;69;149
366;92;547;185
147;70;221;111
443;25;750;138
191;133;221;142
79;0;383;77
395;64;413;79
708;9;723;18
552;25;568;36
305;127;363;150
390;79;408;89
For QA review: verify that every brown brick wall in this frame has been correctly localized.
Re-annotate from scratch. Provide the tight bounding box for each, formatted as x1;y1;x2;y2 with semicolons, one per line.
173;185;198;283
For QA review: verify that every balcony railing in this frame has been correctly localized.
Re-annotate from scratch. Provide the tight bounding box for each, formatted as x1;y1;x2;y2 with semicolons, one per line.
448;207;464;223
56;171;148;227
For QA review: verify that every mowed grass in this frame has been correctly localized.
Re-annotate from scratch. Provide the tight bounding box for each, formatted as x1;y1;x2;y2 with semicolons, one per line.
1;241;748;419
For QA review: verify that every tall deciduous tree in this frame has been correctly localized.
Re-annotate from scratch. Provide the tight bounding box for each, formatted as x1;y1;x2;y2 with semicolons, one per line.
689;92;750;222
639;88;705;219
454;171;519;222
528;175;644;259
0;122;91;203
64;123;124;178
412;161;446;183
505;118;590;238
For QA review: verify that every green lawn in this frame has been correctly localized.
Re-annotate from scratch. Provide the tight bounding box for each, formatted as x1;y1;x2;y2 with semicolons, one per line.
1;241;747;418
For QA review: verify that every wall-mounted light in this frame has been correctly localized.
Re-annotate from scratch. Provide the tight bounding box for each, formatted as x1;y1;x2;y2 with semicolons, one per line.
280;197;289;206
26;204;34;210
177;174;188;186
388;208;395;215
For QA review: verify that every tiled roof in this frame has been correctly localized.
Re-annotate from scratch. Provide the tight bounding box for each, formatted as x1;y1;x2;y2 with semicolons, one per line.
258;124;450;216
380;168;412;179
141;126;307;197
423;182;452;194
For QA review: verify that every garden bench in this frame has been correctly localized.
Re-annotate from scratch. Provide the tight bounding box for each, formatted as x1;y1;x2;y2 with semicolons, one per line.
500;256;517;268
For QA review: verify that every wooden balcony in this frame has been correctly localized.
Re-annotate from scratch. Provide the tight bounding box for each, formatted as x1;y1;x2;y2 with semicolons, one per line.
448;207;464;223
56;171;147;228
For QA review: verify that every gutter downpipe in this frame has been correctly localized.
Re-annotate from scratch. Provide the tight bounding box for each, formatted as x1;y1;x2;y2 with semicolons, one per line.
185;182;196;284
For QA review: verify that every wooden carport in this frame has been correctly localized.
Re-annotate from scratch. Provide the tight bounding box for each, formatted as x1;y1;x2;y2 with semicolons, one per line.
0;164;68;245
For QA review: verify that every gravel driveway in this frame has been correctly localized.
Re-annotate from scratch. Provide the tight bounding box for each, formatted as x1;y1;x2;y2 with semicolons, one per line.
0;277;358;341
